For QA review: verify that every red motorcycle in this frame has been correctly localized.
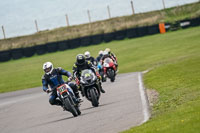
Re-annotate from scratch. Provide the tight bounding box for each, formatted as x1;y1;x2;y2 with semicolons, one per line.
103;57;117;82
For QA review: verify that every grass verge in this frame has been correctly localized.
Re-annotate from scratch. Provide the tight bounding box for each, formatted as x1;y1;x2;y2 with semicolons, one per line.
123;55;200;133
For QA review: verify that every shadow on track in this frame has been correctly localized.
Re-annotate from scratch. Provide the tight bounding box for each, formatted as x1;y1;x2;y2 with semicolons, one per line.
30;116;74;128
81;100;119;111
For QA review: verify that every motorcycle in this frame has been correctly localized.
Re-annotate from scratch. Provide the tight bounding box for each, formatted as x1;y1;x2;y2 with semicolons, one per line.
54;83;81;117
97;62;106;82
103;57;117;82
77;69;101;107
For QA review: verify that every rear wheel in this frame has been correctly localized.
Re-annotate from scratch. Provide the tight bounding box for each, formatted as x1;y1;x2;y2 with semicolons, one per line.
90;88;99;107
64;97;78;117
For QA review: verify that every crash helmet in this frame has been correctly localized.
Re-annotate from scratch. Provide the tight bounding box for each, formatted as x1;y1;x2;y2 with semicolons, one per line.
76;54;85;65
43;62;54;75
105;48;111;54
98;50;103;56
84;51;90;59
103;50;109;56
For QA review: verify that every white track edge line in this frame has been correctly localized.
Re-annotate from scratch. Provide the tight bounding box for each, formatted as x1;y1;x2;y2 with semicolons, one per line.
138;72;150;124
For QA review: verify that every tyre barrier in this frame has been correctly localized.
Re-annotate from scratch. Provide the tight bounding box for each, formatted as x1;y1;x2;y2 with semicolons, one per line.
58;40;69;51
137;26;148;37
80;36;91;46
91;34;103;44
115;30;127;40
180;19;191;29
1;17;199;62
46;42;58;53
11;48;24;60
190;17;200;27
104;32;114;42
23;47;36;57
35;44;47;55
0;50;11;62
126;27;138;38
68;38;81;49
148;25;159;35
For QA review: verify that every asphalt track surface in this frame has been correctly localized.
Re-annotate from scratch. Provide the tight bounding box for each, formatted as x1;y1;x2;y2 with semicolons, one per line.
0;72;150;133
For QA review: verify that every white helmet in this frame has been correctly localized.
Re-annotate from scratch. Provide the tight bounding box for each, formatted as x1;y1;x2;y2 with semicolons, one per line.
103;51;108;55
43;62;53;75
99;50;103;55
84;51;90;59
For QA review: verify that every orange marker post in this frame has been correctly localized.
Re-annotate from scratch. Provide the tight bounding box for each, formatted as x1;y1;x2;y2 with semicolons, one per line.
159;23;166;34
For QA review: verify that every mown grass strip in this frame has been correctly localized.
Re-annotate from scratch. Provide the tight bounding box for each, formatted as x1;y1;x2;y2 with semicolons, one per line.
0;26;199;93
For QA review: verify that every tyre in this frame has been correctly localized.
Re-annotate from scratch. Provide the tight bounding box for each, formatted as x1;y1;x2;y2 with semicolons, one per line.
107;69;115;81
75;106;81;115
110;76;115;82
90;88;99;107
64;97;78;117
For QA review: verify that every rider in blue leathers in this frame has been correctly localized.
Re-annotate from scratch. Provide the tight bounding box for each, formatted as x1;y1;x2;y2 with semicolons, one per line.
42;62;81;107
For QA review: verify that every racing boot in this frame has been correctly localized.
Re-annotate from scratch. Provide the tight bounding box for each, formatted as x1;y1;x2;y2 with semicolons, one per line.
99;82;105;93
75;92;83;103
100;87;105;93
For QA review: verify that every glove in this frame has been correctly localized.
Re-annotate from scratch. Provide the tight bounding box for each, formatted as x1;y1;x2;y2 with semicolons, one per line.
46;89;51;94
68;76;73;81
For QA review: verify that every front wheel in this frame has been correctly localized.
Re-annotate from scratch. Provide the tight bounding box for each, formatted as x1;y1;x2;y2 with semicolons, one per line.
107;69;115;82
90;88;99;107
64;97;78;117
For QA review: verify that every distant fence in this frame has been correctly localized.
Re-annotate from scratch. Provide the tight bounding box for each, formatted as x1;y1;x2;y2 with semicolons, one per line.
1;0;199;39
0;17;199;62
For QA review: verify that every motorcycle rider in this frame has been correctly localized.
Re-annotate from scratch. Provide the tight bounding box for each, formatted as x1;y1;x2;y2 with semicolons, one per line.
101;48;118;70
72;54;105;93
96;50;103;62
42;62;82;108
84;51;97;66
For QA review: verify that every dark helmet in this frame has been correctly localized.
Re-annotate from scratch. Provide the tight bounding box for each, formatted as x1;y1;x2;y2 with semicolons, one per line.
76;54;85;65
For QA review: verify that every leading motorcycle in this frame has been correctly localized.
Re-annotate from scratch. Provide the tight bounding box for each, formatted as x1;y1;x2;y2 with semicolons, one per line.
53;83;81;117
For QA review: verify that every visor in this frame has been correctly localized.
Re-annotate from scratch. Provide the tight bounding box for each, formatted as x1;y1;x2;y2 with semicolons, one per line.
44;66;52;73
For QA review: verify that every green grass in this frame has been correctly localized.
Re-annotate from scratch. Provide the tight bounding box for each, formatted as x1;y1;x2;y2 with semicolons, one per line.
0;25;199;132
123;55;200;133
0;26;200;93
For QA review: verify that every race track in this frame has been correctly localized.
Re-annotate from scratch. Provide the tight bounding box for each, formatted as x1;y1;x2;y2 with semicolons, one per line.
0;72;150;133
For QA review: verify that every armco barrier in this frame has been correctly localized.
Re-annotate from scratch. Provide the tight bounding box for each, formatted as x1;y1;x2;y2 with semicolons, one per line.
126;27;138;38
58;40;69;51
104;32;114;42
0;50;11;62
68;38;81;49
91;34;103;44
11;48;24;60
80;36;91;46
115;30;127;40
35;44;47;55
46;42;58;53
23;47;36;57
